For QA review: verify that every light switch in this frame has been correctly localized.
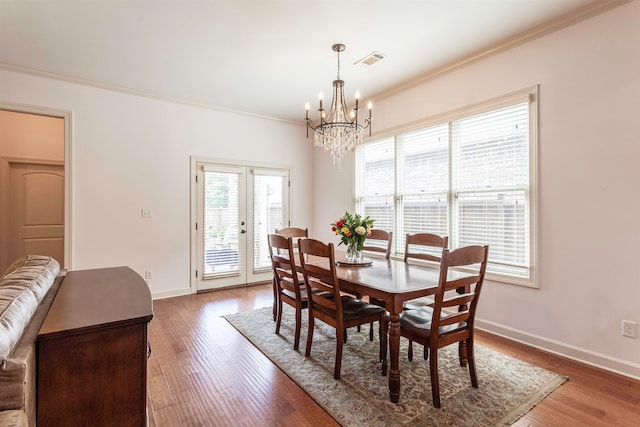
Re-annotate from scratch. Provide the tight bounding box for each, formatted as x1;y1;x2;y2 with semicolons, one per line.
141;208;153;218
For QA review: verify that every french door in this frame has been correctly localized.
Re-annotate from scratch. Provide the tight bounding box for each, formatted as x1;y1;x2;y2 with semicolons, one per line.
194;162;289;291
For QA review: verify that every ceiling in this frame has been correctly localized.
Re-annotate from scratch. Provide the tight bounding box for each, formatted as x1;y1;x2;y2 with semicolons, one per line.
0;0;626;124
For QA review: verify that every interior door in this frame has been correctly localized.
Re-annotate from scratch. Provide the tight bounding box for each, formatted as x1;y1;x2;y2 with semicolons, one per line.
5;162;65;270
195;162;289;291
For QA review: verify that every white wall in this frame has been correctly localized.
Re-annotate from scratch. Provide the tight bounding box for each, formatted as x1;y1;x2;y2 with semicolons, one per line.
311;146;356;244
0;69;313;298
313;2;640;378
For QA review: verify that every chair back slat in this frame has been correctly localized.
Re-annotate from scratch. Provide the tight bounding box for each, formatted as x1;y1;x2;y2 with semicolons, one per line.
275;270;298;293
443;275;480;292
439;311;470;327
441;292;475;309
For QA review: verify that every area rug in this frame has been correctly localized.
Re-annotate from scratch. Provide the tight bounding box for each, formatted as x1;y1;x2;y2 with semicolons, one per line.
225;306;567;426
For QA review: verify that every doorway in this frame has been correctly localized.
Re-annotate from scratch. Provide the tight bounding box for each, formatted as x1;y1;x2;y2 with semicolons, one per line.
0;107;70;272
193;160;290;291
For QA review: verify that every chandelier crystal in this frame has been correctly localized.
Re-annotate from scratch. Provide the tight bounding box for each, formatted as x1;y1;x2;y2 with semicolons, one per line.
305;43;372;167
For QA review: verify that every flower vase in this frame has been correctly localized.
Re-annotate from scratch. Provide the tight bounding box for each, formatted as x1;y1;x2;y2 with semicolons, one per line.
346;241;363;263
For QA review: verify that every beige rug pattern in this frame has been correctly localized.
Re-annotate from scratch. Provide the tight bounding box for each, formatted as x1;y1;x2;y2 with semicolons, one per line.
225;306;567;426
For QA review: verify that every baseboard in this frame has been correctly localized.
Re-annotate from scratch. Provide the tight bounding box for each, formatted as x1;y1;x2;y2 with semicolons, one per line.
150;280;270;301
476;318;640;381
151;287;192;300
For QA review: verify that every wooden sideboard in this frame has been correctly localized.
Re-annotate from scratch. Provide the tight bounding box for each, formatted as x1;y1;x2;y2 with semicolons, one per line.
36;267;154;427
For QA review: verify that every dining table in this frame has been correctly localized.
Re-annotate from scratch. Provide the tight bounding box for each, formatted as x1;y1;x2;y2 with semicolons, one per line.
306;253;472;403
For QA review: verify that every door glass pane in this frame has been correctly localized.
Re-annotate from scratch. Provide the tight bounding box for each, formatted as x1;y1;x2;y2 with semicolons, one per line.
253;174;285;270
203;171;239;277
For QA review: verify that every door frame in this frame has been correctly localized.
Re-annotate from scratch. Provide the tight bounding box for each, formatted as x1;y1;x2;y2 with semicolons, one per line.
0;102;73;269
189;156;294;294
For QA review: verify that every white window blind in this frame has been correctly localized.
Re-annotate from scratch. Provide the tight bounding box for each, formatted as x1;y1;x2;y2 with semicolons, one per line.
355;138;395;248
203;171;240;277
355;88;536;285
452;102;530;277
252;171;287;271
399;124;449;255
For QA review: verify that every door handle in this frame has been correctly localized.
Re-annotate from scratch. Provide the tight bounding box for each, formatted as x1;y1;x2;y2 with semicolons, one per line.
241;229;246;234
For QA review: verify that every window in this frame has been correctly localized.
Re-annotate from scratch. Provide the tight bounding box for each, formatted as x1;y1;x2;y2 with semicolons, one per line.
355;87;537;286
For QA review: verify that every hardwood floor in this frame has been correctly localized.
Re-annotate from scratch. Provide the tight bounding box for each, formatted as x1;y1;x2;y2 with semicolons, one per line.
147;283;640;426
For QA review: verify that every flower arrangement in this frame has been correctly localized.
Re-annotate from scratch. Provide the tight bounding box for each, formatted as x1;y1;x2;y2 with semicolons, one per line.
331;212;374;261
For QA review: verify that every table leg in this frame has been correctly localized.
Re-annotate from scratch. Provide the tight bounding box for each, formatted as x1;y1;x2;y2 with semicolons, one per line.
388;312;401;403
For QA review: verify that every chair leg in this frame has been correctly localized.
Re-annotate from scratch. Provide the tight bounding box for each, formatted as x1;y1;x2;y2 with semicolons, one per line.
467;337;478;388
408;340;414;361
424;345;428;360
305;313;315;357
369;321;374;341
430;347;441;408
343;328;348;343
335;328;344;380
293;305;302;351
272;278;277;321
459;340;468;367
275;297;283;335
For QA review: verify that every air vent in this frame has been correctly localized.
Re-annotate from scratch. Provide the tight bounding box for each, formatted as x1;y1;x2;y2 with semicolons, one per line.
354;51;386;68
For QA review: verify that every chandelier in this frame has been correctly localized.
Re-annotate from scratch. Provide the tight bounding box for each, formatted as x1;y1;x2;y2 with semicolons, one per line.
305;43;372;167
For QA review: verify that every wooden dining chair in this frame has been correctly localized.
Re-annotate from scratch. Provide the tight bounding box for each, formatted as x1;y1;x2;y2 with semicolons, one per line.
268;234;308;350
271;227;308;320
382;245;489;408
362;229;393;260
404;232;448;264
363;229;393;340
403;232;449;313
403;232;449;360
275;227;308;240
298;238;387;380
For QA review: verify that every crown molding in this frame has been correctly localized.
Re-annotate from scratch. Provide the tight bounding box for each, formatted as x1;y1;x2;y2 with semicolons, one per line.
0;62;300;126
